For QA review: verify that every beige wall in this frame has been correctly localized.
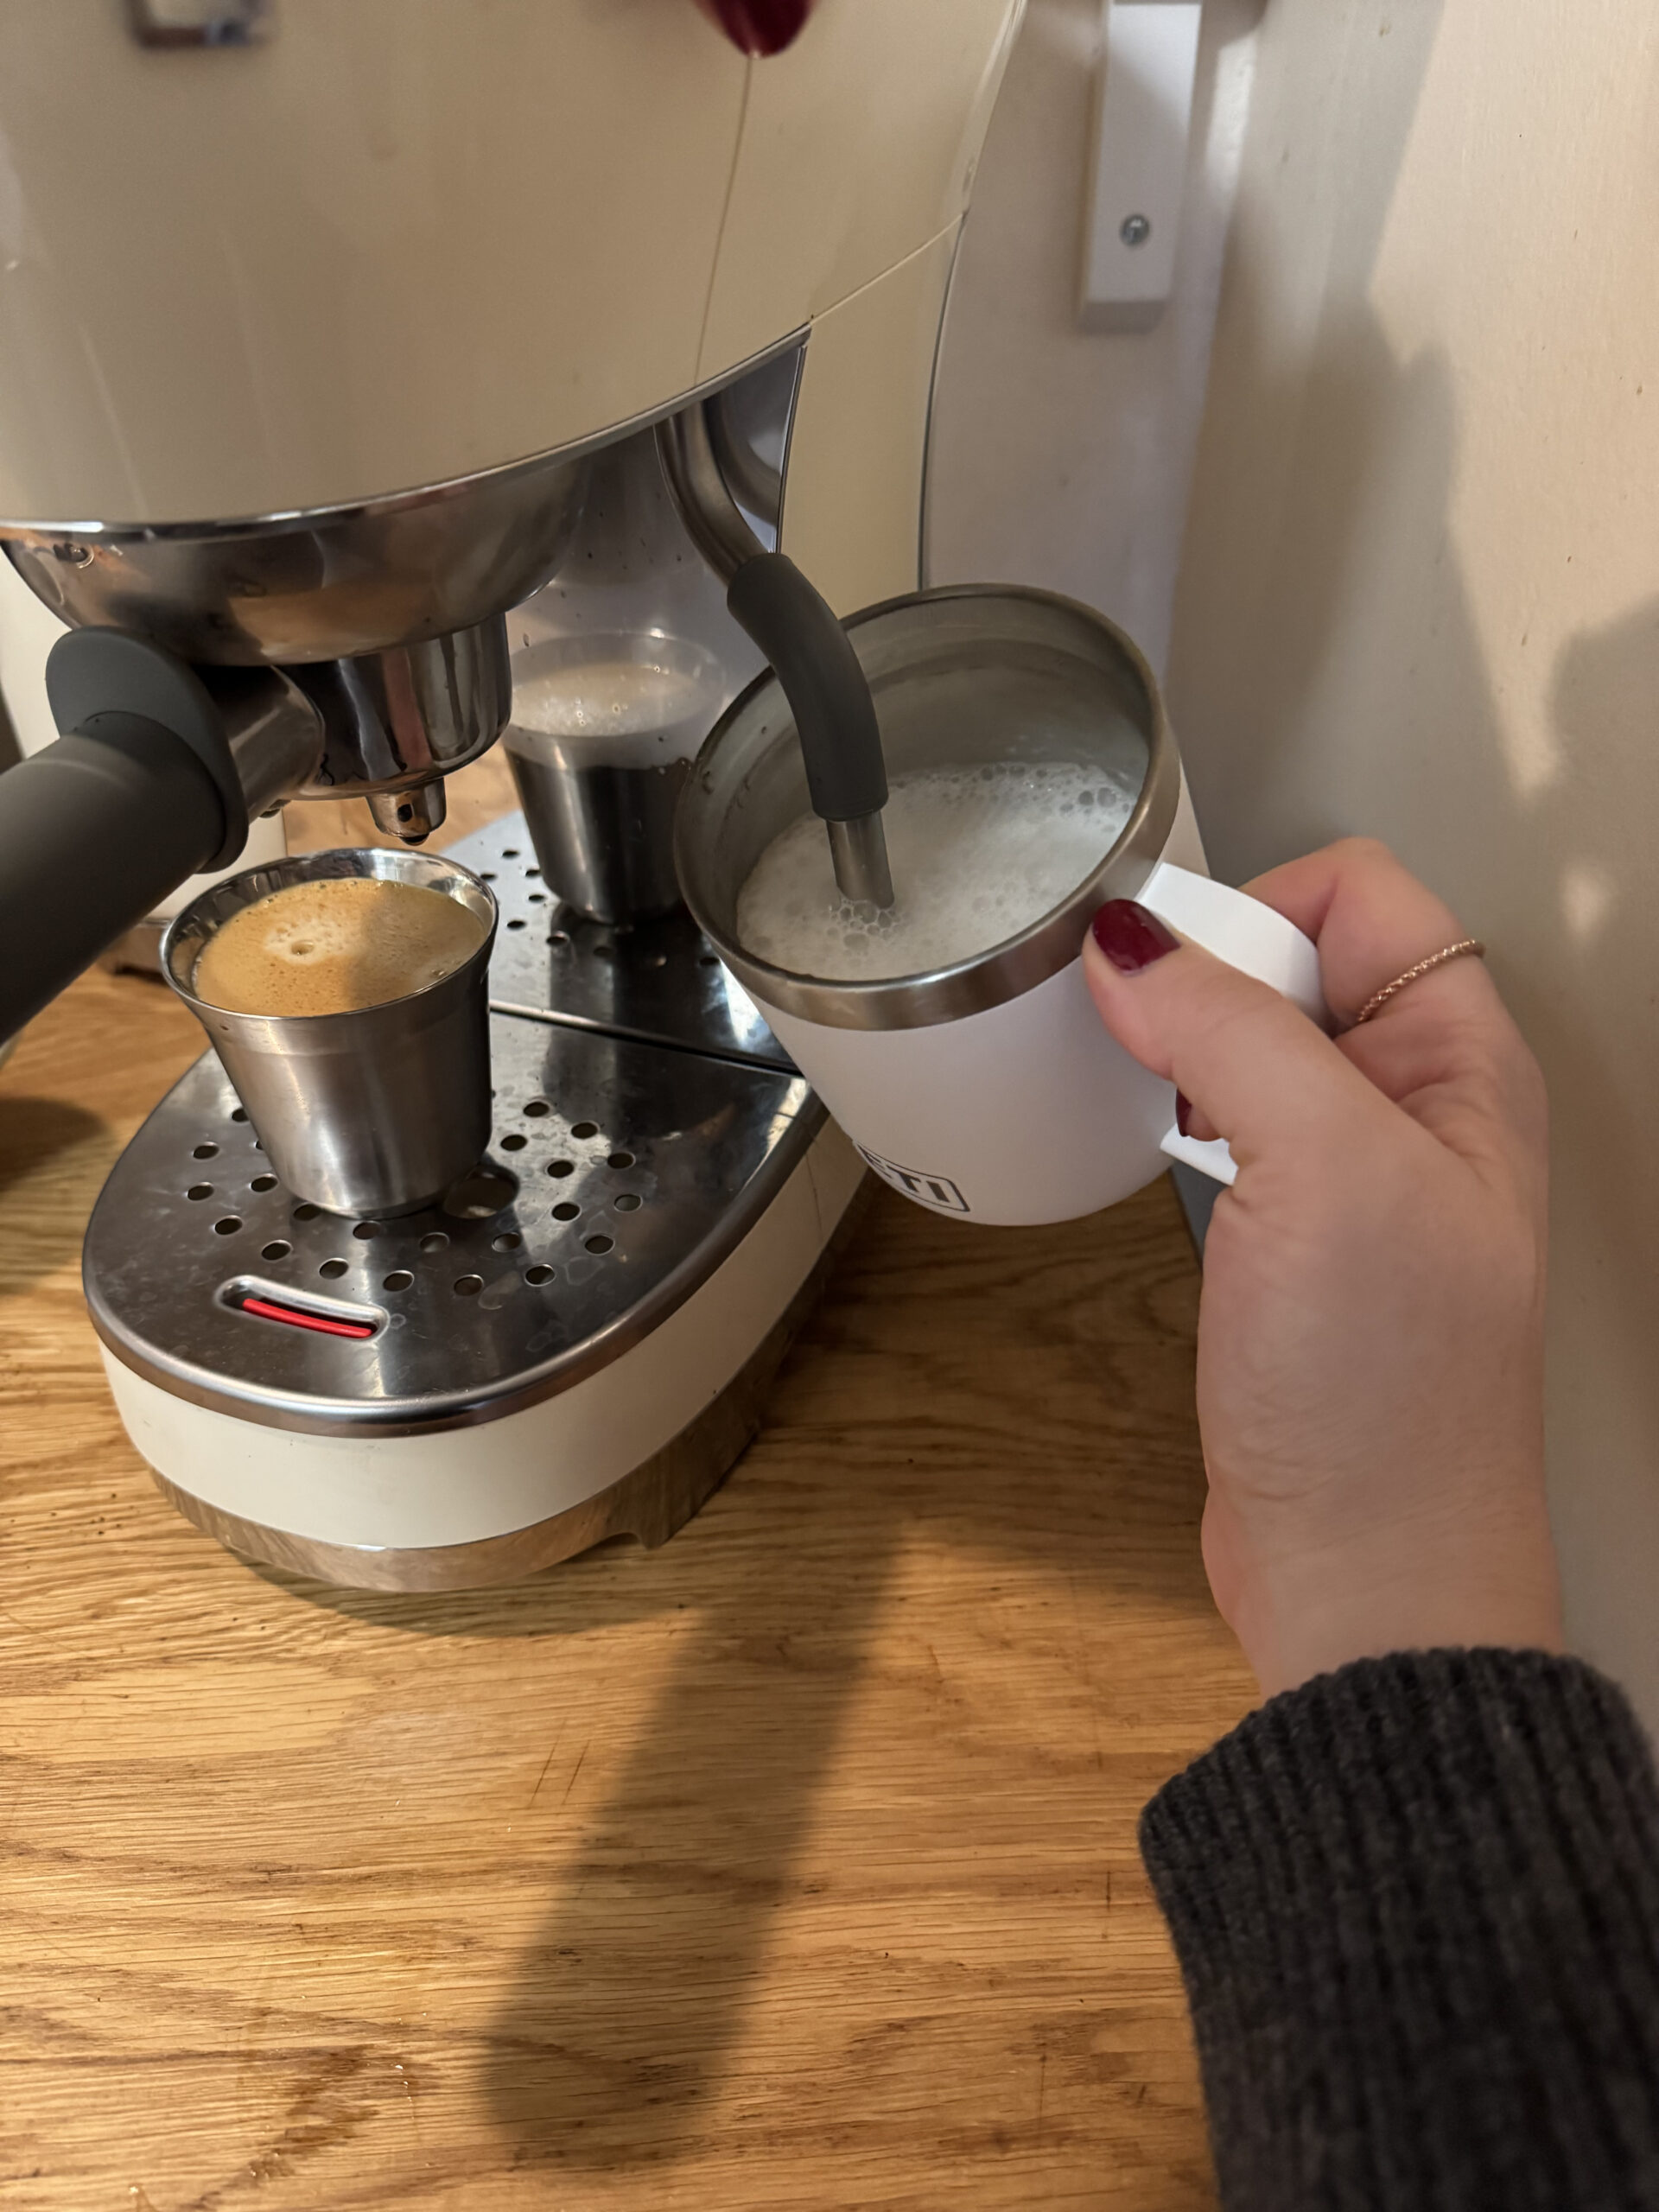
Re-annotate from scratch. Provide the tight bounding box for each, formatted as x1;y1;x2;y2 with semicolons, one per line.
1169;0;1659;1719
928;0;1262;668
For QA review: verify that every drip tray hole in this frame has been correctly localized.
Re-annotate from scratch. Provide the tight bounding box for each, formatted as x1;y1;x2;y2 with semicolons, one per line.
442;1167;518;1220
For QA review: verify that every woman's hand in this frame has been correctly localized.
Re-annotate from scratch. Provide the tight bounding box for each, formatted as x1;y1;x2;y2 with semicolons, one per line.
1084;838;1561;1696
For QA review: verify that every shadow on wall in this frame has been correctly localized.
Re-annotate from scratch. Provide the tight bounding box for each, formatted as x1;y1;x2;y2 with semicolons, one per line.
1166;0;1659;1710
1531;601;1659;1689
1166;0;1451;864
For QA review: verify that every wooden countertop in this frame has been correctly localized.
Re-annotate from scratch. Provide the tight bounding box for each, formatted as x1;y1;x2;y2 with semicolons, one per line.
0;793;1252;2209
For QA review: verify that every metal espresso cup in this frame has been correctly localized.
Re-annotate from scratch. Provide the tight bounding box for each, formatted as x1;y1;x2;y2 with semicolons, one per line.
676;586;1327;1227
162;848;497;1217
505;630;727;924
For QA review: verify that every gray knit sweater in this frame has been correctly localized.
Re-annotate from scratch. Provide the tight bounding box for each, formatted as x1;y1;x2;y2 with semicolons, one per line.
1140;1650;1659;2209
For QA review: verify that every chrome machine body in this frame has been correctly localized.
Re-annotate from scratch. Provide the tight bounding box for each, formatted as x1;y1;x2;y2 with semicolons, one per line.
0;0;1025;1587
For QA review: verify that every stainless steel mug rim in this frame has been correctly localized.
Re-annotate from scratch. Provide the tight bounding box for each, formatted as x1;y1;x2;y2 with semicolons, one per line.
162;844;499;1025
674;584;1181;1033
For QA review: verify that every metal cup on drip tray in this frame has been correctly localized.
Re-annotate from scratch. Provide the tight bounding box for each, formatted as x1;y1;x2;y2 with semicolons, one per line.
161;849;498;1218
504;631;724;925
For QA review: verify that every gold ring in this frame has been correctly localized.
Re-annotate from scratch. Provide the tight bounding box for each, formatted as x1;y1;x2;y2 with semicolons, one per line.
1352;939;1486;1026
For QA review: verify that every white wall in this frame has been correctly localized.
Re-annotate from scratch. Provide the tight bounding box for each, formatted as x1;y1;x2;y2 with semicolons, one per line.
927;0;1262;672
1167;0;1659;1722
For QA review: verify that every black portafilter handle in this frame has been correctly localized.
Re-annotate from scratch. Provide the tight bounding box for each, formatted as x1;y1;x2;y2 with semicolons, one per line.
726;552;895;909
0;630;248;1046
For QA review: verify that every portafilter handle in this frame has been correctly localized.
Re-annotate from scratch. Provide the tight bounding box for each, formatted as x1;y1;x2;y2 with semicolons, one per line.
0;629;322;1046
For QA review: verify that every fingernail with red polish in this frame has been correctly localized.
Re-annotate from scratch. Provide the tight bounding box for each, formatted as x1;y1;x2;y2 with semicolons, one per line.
1175;1091;1193;1137
700;0;813;54
1090;899;1179;976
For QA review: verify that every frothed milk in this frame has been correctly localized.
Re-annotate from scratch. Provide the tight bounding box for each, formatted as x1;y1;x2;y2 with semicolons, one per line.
735;760;1139;982
194;876;487;1017
512;660;714;764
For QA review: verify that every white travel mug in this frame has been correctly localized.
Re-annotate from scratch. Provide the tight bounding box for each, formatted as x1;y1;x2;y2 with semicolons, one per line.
676;586;1325;1226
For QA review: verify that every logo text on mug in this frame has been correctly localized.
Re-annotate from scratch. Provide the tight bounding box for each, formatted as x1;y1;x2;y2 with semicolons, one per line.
856;1148;970;1214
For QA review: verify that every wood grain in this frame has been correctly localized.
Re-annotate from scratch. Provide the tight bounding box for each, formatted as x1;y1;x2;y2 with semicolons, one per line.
0;809;1253;2209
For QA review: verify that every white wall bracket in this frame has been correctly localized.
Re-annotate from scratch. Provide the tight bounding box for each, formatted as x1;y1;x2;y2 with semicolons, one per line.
1078;0;1203;333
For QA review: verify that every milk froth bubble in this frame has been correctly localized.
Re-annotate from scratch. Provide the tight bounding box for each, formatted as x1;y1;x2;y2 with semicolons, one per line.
508;654;721;769
515;659;693;734
194;876;487;1018
734;760;1139;982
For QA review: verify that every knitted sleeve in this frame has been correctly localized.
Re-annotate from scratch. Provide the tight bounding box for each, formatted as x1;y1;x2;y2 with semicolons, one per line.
1140;1649;1659;2211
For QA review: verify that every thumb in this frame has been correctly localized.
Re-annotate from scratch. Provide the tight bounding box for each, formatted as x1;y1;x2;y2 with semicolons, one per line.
1082;899;1386;1171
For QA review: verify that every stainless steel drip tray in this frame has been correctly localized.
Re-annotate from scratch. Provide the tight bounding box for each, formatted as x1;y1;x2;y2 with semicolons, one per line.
86;1010;819;1438
447;812;793;1071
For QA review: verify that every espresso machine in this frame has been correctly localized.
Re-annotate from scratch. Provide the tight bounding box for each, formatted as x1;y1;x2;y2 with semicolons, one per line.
0;0;1024;1589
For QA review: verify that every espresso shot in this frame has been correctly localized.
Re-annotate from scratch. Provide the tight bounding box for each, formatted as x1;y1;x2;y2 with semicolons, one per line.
162;850;498;1217
193;874;489;1019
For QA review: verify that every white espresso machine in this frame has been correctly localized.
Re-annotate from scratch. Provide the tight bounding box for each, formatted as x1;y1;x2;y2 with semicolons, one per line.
0;0;1024;1589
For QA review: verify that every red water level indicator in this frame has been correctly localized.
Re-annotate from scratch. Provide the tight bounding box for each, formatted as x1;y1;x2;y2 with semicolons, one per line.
236;1294;377;1341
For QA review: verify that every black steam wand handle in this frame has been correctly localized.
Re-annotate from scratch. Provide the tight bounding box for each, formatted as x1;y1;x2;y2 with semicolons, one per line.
0;631;246;1046
726;553;894;909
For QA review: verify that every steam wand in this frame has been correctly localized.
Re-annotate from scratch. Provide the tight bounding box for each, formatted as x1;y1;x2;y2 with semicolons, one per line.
724;551;893;910
656;409;895;910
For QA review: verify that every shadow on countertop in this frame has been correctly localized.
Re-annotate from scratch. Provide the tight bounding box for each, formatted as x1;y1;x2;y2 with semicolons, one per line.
258;1174;1215;2176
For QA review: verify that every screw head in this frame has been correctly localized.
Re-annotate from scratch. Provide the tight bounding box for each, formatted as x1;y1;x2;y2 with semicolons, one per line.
1120;213;1152;248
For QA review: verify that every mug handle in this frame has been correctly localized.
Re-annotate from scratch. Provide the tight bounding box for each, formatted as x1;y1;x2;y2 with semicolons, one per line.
1134;861;1329;1188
